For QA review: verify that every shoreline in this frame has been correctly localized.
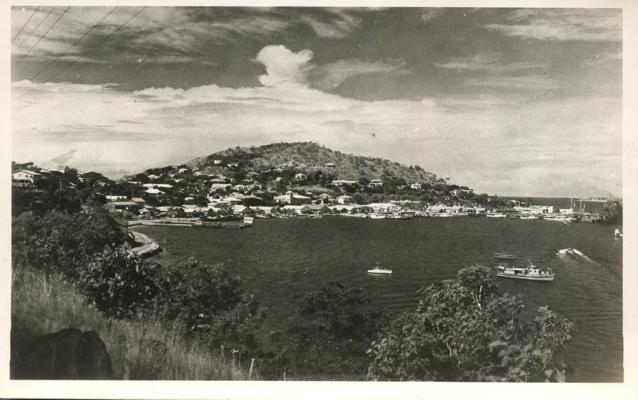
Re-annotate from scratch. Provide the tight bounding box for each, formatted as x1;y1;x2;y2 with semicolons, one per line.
129;230;162;257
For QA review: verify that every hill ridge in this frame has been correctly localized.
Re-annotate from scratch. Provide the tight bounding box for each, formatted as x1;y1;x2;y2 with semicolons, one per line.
185;142;444;185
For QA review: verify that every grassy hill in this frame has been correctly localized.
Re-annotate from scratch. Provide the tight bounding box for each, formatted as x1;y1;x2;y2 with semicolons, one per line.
187;142;443;184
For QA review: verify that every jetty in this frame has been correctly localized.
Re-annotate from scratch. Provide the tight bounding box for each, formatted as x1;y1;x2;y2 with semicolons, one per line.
128;218;249;229
129;231;161;257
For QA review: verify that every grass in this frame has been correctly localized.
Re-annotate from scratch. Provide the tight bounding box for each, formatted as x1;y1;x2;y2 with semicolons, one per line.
11;265;254;380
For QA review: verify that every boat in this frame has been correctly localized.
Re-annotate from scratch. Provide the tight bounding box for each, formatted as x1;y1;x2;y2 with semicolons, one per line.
243;216;254;225
614;228;623;239
367;264;392;275
496;260;555;282
370;214;386;219
493;252;516;260
557;247;584;257
486;212;506;218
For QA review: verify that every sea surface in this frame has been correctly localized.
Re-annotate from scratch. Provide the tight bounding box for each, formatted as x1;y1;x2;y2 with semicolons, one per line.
136;217;623;382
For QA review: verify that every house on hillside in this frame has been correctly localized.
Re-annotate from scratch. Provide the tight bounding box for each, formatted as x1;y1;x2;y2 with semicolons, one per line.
12;169;41;183
144;187;164;196
337;195;353;205
213;159;223;165
325;162;336;169
318;193;334;204
227;161;240;168
105;201;142;214
274;191;311;205
210;183;232;192
369;179;383;187
294;173;307;181
332;179;358;187
105;195;128;201
410;182;422;190
12;170;41;189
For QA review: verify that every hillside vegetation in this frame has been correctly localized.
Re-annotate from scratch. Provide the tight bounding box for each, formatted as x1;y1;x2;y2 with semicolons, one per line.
188;142;442;184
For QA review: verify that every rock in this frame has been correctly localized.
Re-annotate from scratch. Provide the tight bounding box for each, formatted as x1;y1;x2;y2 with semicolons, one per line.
11;328;114;379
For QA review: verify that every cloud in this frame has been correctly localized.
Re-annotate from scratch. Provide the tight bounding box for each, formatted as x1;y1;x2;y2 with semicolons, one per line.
310;59;409;89
300;9;361;39
12;71;621;197
255;45;314;87
485;8;621;41
464;75;561;91
11;6;366;68
434;54;545;73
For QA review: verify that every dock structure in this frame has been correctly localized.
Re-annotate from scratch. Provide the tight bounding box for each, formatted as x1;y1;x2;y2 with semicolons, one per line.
129;231;161;257
128;218;249;229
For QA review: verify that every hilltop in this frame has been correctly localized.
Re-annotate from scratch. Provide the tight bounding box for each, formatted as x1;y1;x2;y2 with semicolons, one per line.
187;142;442;185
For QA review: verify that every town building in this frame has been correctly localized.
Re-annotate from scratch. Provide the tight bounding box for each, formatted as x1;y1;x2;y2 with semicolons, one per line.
337;195;353;205
274;191;311;205
332;179;358;187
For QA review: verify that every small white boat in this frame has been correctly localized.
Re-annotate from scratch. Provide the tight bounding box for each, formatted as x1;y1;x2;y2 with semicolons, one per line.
367;264;392;275
486;212;506;218
370;214;386;219
614;228;623;239
557;248;584;257
496;259;555;282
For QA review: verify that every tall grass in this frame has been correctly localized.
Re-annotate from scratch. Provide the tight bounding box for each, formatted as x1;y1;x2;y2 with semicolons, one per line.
11;265;253;380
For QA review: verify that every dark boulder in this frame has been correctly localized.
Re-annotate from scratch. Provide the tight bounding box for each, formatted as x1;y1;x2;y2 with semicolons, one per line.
11;328;113;379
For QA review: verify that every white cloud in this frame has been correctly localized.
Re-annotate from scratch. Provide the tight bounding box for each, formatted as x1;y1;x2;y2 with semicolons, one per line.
300;9;361;39
310;59;409;89
485;8;621;42
434;54;545;73
12;45;622;197
256;45;314;87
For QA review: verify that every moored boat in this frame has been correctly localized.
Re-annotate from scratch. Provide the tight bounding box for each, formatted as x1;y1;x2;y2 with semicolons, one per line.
367;264;392;275
496;260;555;282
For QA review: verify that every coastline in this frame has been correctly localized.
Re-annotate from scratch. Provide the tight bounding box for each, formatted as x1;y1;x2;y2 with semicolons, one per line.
129;230;162;257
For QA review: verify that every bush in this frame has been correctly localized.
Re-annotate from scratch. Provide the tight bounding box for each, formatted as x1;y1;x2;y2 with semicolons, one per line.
77;246;160;319
269;282;385;380
154;258;265;352
12;208;131;279
367;265;575;382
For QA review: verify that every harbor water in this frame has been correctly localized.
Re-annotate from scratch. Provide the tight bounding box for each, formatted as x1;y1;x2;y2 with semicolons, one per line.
136;217;623;382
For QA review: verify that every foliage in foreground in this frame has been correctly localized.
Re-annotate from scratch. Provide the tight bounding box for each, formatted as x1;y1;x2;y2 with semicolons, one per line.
367;265;575;382
11;265;251;380
265;282;386;380
12;207;265;364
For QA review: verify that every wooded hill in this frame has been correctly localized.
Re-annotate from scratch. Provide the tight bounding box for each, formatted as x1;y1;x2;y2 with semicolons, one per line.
186;142;444;185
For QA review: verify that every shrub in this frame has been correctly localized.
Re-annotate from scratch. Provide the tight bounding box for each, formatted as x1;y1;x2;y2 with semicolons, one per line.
367;265;575;382
154;258;265;352
77;246;160;319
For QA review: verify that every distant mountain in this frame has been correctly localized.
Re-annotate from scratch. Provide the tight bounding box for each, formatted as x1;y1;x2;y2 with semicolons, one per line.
187;142;443;184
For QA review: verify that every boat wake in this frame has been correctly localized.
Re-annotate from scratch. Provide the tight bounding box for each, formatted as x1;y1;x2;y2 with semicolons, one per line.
557;248;598;264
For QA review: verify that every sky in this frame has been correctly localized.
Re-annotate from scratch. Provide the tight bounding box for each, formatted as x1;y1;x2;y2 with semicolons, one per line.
10;6;622;197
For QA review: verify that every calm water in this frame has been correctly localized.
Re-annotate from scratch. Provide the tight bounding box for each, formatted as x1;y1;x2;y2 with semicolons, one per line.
136;217;623;382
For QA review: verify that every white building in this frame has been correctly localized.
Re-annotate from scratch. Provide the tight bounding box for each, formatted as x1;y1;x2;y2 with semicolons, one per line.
369;179;383;187
332;179;358;187
337;195;353;205
12;170;41;183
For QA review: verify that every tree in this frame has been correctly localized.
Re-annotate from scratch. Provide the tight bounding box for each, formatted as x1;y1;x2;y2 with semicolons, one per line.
269;282;386;379
367;265;574;382
154;258;265;352
77;246;160;319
